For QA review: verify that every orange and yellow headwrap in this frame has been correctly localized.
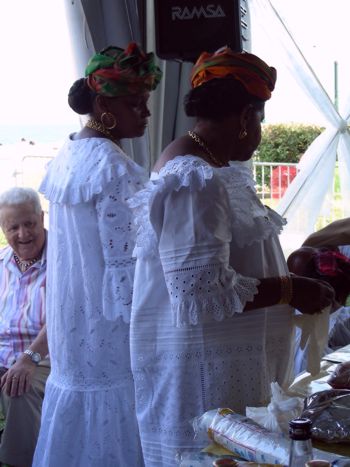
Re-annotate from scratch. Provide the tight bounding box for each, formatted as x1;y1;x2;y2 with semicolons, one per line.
191;47;277;101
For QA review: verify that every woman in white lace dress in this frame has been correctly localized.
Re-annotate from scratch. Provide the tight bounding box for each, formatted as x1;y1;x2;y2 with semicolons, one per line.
32;43;161;467
128;47;335;466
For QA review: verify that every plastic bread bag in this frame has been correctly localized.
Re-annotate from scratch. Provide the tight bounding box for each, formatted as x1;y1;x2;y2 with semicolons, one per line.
328;362;350;389
192;407;291;465
301;389;350;443
246;382;304;435
192;408;348;465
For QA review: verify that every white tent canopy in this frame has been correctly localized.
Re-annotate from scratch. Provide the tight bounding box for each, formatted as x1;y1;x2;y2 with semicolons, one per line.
63;0;350;255
249;0;350;255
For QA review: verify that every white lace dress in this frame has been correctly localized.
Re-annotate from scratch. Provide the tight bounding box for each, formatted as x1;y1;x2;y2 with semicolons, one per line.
128;155;295;466
32;137;147;467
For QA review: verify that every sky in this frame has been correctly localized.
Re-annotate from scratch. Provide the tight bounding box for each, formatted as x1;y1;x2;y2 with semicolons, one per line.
251;0;350;126
0;0;78;126
1;0;350;132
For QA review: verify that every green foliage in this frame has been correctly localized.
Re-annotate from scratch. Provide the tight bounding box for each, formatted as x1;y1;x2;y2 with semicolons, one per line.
255;123;324;163
0;410;5;432
0;231;7;249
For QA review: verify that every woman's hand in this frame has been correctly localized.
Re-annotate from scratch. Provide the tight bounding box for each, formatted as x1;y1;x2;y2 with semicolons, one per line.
290;275;336;315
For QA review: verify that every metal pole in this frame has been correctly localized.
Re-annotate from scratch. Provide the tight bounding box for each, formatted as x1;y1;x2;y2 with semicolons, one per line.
334;60;338;111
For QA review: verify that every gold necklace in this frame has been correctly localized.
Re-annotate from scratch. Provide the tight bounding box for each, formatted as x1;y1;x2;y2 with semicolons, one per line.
85;119;121;147
14;254;40;273
187;130;225;168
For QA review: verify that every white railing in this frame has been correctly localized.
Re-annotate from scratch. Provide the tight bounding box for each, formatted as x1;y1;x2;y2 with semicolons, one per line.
253;161;343;227
0;153;343;228
253;161;299;201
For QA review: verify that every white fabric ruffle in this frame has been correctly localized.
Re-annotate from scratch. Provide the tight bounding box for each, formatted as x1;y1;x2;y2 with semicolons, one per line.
221;162;286;247
128;156;214;258
165;265;260;327
128;156;286;260
127;178;165;258
40;137;146;204
33;376;143;467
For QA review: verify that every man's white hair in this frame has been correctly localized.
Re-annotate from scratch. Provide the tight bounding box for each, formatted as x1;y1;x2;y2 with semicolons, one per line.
0;187;42;221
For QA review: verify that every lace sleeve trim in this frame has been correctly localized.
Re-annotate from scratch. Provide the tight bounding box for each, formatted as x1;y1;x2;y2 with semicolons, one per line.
40;138;146;204
127;156;214;258
163;263;260;327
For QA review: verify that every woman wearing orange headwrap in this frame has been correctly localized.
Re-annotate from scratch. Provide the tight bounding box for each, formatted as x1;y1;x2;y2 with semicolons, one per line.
128;47;335;466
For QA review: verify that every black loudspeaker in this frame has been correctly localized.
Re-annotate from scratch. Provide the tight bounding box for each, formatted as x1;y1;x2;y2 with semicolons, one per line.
154;0;243;62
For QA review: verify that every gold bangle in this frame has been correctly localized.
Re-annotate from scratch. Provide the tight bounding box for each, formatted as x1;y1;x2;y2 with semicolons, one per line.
278;275;293;304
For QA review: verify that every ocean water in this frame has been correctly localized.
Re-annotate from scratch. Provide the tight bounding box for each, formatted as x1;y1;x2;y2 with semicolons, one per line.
0;123;80;144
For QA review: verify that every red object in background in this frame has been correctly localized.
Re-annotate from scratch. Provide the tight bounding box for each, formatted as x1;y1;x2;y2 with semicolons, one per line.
271;165;297;199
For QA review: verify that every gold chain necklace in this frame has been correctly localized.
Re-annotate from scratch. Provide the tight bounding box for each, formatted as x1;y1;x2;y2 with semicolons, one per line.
13;254;40;273
187;130;225;168
85;119;121;147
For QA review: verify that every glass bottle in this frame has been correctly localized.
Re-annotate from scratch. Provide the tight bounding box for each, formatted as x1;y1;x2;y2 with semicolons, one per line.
288;417;313;467
305;461;331;467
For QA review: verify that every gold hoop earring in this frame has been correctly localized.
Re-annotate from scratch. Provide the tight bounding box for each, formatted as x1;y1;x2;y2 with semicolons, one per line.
101;112;117;130
238;129;248;140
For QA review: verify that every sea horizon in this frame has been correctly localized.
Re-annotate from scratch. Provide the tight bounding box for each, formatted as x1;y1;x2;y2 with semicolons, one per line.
0;123;80;145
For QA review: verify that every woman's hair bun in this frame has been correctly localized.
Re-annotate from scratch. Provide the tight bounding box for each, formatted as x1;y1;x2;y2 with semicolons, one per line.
68;78;94;115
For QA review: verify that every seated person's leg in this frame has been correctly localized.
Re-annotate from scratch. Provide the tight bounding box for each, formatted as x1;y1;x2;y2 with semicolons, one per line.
0;361;50;467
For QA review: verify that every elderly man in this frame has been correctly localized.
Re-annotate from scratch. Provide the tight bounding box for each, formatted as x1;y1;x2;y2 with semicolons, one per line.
0;187;49;467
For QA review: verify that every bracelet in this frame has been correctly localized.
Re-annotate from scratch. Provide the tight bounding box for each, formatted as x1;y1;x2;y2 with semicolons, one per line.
278;275;293;304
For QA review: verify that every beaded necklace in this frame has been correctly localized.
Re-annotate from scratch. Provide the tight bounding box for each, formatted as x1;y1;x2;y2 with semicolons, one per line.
13;254;40;273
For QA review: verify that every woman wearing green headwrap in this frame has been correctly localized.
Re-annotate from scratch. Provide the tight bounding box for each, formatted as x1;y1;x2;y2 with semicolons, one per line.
32;42;161;467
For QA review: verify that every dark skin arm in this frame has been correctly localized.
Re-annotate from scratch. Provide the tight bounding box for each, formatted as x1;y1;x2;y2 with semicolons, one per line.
155;133;336;316
244;275;335;314
303;217;350;248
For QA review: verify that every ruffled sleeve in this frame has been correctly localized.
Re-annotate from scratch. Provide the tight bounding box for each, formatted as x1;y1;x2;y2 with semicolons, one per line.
94;157;147;321
129;156;260;327
41;137;147;322
128;156;214;258
39;137;146;204
94;175;138;321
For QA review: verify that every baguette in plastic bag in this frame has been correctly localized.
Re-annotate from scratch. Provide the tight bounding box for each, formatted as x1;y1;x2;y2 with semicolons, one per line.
193;408;348;465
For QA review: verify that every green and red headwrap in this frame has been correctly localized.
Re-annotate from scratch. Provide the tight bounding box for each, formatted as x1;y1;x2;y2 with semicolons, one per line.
85;42;162;97
191;46;276;101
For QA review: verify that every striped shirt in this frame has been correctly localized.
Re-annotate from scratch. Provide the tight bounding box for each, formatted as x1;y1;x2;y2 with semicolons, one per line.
0;243;46;368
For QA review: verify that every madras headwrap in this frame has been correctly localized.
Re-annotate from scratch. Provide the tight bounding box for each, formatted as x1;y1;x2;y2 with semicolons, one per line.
85;42;162;97
190;46;277;101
